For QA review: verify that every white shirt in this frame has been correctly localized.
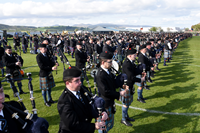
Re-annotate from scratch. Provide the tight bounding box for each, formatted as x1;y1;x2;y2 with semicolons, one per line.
0;110;4;131
167;42;172;50
7;53;12;57
101;65;109;75
127;57;133;63
141;52;146;57
68;89;79;99
56;40;61;46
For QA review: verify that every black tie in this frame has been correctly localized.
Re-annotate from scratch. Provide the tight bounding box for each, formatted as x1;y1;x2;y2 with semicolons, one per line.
76;91;85;104
0;115;8;132
108;70;112;78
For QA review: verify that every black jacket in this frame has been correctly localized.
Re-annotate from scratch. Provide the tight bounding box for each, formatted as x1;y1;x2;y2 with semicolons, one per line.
57;87;95;133
86;43;93;54
3;101;31;133
138;52;153;71
36;52;55;77
70;39;76;48
2;53;23;74
96;67;120;108
102;44;115;53
0;47;4;60
75;49;87;69
94;43;102;54
122;58;141;88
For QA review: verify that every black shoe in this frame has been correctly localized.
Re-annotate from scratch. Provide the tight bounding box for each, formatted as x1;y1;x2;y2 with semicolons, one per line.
45;102;51;107
144;86;150;90
167;61;171;63
163;64;168;66
121;119;133;126
48;99;56;104
145;85;150;88
156;68;161;71
20;91;27;94
147;78;153;83
2;75;4;77
141;98;147;100
150;74;154;78
137;98;146;103
126;117;135;122
152;71;156;74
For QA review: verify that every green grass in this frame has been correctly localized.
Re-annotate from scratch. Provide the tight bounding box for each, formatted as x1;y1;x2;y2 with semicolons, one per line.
2;37;200;133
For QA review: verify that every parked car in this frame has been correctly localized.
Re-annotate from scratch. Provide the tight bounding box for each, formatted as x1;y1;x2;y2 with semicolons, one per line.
13;32;30;38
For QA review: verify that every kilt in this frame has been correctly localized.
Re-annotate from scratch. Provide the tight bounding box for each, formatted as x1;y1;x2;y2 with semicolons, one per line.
40;75;55;90
0;60;4;68
64;45;68;53
136;75;143;87
57;47;64;57
163;49;169;58
120;88;133;106
104;106;114;132
117;54;123;62
169;50;173;58
9;70;23;81
69;47;74;53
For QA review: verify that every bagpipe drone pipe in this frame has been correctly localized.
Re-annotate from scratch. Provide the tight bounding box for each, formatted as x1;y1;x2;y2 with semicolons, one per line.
0;74;49;133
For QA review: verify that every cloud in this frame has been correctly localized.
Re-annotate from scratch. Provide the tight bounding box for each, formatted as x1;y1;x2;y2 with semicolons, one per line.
0;0;199;27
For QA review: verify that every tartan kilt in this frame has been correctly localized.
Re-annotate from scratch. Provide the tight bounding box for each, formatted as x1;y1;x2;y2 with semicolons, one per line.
0;60;5;68
104;106;114;132
64;45;69;53
136;75;143;87
163;49;169;58
69;47;74;53
9;70;23;81
117;54;123;62
169;50;173;58
57;47;64;57
120;88;133;106
40;76;55;90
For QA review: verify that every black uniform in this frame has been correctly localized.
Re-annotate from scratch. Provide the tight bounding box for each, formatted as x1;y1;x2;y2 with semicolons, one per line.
57;87;95;133
75;49;88;69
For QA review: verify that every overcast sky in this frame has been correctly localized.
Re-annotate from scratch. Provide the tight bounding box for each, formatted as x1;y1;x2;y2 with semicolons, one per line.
0;0;199;28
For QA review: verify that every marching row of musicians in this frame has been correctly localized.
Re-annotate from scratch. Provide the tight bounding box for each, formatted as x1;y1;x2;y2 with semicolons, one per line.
0;32;192;133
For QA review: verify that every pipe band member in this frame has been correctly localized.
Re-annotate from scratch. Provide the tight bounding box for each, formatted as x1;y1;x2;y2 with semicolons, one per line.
36;44;58;107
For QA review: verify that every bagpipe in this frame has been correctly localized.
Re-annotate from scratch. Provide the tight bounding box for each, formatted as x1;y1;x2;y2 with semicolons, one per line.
0;75;49;133
57;45;71;71
12;52;25;77
46;45;59;74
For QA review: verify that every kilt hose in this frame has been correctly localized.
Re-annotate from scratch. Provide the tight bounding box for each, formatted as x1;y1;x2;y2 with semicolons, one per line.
120;88;133;106
40;76;55;90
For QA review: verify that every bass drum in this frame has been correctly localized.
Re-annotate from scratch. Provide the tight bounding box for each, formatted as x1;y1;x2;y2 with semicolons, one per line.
112;60;119;73
90;69;98;78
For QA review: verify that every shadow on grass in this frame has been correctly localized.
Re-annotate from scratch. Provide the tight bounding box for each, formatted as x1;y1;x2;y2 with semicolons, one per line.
130;93;200;133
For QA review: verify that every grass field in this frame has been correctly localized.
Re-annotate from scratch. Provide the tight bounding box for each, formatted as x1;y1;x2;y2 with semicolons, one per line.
1;36;200;133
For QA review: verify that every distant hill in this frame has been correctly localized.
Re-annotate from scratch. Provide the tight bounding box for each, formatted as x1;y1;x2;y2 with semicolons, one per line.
35;26;89;32
0;24;90;32
74;23;152;29
0;23;152;32
0;24;36;32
